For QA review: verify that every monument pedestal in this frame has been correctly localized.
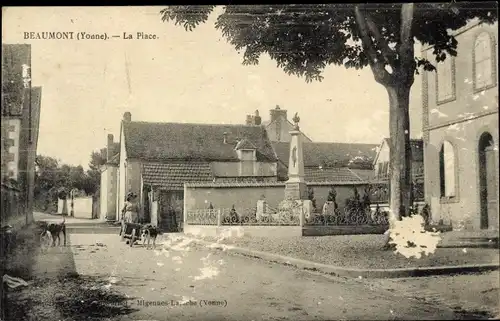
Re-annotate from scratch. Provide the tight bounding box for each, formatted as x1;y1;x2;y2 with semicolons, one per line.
285;181;308;200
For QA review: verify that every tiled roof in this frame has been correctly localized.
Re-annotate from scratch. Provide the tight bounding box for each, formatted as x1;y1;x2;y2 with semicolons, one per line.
273;141;378;168
109;142;120;158
382;138;424;162
235;138;257;150
305;167;363;182
107;153;119;165
142;162;214;191
123;121;277;162
349;169;376;181
278;166;365;183
265;119;313;142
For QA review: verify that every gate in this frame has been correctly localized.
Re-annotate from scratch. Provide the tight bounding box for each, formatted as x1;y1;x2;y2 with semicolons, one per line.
158;190;183;232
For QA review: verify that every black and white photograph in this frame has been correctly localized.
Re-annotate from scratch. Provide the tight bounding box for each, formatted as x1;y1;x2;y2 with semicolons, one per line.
1;4;499;320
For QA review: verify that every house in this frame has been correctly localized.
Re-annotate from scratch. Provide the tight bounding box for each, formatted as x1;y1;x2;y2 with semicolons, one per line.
245;105;312;143
373;138;424;182
272;141;378;183
245;106;378;182
102;112;279;229
99;134;120;221
1;44;42;228
421;20;498;230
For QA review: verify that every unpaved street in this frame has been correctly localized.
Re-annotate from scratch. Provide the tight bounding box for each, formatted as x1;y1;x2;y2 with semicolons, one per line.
62;232;487;321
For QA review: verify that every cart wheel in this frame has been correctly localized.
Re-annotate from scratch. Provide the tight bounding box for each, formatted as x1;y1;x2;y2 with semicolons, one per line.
130;229;136;247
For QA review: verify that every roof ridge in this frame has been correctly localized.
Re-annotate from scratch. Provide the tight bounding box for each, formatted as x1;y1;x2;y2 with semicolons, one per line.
346;168;363;181
127;120;263;127
383;137;423;142
273;141;379;145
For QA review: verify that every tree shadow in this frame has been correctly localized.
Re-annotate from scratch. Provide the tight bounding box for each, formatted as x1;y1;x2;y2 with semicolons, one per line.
53;274;139;320
451;306;496;320
4;225;138;321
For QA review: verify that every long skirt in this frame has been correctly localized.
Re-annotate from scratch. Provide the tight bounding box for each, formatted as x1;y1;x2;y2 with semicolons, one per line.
124;211;139;223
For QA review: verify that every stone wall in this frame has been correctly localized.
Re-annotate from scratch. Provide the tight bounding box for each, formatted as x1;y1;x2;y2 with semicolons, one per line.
184;181;369;216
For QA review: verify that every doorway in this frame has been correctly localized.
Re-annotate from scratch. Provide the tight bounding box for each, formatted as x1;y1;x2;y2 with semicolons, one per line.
478;132;498;230
158;190;184;232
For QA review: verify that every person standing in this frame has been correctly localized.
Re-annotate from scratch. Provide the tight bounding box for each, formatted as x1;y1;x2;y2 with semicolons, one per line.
120;192;139;238
122;192;139;223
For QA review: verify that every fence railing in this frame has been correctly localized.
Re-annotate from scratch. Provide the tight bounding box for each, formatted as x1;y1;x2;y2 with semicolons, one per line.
368;182;424;204
185;182;429;228
185;204;301;227
185;209;219;225
305;207;389;226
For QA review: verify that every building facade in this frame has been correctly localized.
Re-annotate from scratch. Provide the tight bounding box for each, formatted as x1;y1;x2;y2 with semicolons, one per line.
101;112;279;227
272;141;377;183
99;134;119;221
373;138;424;182
422;20;499;230
1;44;42;227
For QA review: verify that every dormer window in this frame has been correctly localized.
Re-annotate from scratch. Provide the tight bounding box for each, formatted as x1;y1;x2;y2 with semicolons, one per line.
235;138;257;176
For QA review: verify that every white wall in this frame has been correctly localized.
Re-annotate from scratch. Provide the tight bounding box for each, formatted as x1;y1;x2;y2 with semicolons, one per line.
100;167;108;219
72;197;93;219
211;161;277;178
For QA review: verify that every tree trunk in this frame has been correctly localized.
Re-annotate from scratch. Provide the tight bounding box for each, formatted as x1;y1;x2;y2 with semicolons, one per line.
383;84;413;248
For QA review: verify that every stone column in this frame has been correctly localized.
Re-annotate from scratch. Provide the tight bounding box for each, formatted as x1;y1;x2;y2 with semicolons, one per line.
283;113;312;227
256;199;266;221
285;113;308;200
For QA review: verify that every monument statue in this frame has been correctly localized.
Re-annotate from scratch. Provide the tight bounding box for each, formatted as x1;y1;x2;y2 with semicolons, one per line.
292;112;300;130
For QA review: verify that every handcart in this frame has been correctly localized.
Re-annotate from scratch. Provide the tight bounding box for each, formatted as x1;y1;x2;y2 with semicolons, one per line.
119;222;142;247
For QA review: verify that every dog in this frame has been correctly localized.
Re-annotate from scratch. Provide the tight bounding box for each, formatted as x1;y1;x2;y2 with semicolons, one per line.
39;227;53;252
140;224;159;249
40;218;66;247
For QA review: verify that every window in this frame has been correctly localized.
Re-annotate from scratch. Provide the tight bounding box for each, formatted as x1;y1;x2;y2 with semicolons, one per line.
436;57;455;103
473;32;495;91
439;141;456;198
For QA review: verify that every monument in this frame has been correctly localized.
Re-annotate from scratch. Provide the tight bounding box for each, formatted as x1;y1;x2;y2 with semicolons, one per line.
285;112;308;200
283;113;313;223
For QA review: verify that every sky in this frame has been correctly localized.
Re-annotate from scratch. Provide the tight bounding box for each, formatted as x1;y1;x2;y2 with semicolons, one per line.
3;6;423;169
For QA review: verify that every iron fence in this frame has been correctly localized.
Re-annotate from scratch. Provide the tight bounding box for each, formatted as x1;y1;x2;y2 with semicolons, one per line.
368;182;424;204
304;206;389;226
185;209;218;225
185;203;301;226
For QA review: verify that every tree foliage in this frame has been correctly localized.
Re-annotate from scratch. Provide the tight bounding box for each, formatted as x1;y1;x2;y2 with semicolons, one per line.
161;3;497;226
34;151;105;202
161;4;497;83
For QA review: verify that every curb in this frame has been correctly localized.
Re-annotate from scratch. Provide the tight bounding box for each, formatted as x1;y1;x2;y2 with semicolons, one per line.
188;238;500;279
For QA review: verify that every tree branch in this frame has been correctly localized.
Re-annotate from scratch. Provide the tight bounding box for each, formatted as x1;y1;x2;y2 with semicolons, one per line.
364;13;398;68
354;5;392;85
398;3;416;85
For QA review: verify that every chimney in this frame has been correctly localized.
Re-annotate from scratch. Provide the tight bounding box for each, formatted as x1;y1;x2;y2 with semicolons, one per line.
245;115;253;125
100;148;107;161
254;110;261;125
270;105;287;123
223;132;228;144
123;111;131;122
107;134;114;161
